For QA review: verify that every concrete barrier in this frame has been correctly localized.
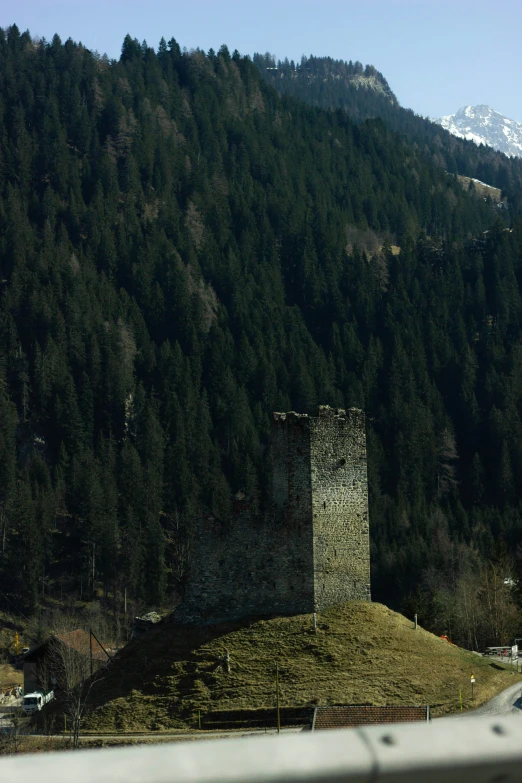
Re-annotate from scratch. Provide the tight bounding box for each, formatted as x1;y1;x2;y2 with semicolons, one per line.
0;713;521;782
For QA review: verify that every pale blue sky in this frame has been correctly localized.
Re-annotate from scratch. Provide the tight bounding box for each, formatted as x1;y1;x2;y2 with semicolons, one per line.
4;0;522;122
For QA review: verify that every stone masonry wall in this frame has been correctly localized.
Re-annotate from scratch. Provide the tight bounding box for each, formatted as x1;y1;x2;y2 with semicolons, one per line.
183;508;313;622
184;412;315;620
184;505;315;621
182;406;370;622
310;407;371;608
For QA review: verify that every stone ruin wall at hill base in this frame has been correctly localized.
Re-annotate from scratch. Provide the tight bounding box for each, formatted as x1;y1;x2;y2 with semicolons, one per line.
184;406;371;621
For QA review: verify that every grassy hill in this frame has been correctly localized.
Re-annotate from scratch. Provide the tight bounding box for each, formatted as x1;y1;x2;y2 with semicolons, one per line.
83;602;519;732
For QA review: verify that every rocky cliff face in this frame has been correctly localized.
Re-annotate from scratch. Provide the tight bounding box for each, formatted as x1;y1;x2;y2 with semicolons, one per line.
435;105;522;158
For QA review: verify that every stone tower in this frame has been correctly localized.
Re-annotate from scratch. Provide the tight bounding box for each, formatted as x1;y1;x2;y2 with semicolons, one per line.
272;406;371;609
181;405;370;622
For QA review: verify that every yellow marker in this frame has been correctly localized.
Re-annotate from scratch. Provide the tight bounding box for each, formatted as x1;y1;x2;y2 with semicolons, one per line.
14;632;19;655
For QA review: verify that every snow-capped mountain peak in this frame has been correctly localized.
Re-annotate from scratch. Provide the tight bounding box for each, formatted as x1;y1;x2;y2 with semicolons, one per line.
435;105;522;158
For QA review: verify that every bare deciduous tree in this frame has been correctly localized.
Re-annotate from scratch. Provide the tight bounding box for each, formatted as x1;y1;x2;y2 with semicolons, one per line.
47;631;106;749
482;560;519;645
164;508;192;595
436;427;459;497
428;554;520;650
0;714;30;755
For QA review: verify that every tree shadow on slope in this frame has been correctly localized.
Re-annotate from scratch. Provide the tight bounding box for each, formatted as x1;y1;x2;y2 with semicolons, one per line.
85;616;262;718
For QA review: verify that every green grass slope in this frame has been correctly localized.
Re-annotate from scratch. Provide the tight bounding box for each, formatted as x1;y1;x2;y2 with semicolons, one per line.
83;602;519;732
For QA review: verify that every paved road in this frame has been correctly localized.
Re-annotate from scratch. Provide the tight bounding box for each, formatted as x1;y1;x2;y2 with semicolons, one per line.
0;723;305;741
444;680;522;719
4;683;522;738
36;727;305;743
469;681;522;716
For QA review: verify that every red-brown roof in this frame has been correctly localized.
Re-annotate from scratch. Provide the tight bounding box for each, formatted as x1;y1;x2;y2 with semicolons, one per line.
53;629;107;661
312;705;429;730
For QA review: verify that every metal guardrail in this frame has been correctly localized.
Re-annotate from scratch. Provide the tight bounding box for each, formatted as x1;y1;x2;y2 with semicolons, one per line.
1;713;522;782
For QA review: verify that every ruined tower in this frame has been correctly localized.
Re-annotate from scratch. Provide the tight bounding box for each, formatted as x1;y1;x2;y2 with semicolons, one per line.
272;406;371;609
183;406;371;622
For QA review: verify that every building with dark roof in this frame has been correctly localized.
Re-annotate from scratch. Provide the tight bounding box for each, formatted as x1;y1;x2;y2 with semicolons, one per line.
312;705;430;730
23;629;108;694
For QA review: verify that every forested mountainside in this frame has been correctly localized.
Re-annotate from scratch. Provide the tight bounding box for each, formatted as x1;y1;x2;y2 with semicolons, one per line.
255;55;522;214
0;26;521;624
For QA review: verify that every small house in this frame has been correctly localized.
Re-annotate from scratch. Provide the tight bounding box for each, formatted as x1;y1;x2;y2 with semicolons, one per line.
23;629;108;694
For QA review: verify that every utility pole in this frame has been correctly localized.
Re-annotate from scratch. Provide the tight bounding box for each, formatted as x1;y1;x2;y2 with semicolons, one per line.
89;629;93;677
276;663;280;735
313;613;317;634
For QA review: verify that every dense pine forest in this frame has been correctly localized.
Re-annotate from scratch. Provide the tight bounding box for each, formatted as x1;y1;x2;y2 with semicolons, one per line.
1;26;522;640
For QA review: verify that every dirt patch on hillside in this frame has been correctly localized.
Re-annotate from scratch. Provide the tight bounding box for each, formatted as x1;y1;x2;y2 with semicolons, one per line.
457;175;502;201
0;664;23;690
